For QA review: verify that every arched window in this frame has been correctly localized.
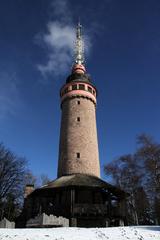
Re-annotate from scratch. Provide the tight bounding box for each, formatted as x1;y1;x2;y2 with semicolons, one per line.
88;86;92;93
79;84;85;90
72;85;77;90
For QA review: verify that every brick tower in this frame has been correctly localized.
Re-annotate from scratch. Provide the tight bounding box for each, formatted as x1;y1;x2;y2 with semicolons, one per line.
58;23;100;178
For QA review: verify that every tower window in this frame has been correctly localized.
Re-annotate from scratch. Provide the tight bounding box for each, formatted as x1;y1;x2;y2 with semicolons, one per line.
77;117;80;122
88;86;92;93
79;84;85;90
64;87;68;94
76;153;80;158
72;84;77;90
77;100;80;105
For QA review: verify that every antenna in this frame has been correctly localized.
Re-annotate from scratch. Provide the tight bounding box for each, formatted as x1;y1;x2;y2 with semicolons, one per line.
75;21;85;65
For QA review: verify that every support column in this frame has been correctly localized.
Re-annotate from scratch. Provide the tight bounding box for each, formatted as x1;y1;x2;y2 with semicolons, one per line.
70;188;77;227
70;218;77;227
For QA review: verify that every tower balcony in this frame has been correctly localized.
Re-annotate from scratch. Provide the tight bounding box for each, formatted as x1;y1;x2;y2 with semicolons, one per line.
60;81;97;105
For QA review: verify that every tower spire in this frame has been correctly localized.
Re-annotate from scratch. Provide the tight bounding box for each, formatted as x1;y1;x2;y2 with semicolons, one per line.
72;22;86;74
75;21;84;64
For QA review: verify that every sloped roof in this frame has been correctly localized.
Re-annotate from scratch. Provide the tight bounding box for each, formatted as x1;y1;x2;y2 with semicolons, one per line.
35;174;127;198
66;73;91;84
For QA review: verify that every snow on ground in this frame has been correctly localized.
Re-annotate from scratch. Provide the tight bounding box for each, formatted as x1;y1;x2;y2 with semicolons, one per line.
0;226;159;240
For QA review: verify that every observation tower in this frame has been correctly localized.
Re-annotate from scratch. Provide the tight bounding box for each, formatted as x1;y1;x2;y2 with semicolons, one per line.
17;23;129;228
58;22;100;178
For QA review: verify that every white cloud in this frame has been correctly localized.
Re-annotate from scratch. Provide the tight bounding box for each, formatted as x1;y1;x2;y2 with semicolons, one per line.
0;72;21;120
37;0;91;78
37;22;75;77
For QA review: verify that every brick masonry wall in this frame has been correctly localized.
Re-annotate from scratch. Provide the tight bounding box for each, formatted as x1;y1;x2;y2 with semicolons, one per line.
57;96;100;177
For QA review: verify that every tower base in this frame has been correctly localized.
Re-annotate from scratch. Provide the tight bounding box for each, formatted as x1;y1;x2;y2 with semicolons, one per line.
16;174;129;228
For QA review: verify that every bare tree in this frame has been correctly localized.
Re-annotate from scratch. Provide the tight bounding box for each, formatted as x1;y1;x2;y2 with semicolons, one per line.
104;134;160;225
24;171;37;186
136;134;160;224
40;174;50;186
0;143;28;220
0;144;26;202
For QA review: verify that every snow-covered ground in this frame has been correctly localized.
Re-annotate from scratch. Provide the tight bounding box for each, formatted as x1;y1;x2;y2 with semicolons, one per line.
0;226;159;240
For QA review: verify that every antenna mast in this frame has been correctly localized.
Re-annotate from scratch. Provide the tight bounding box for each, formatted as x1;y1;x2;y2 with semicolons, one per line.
75;22;85;65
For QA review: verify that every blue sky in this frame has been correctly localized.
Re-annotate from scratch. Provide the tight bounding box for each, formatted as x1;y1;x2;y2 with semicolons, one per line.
0;0;160;181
